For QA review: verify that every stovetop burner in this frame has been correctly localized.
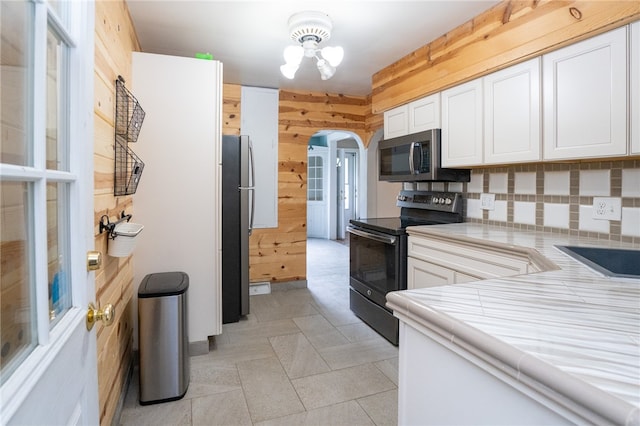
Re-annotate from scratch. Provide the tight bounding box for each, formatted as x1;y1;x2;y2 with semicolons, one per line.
349;190;464;235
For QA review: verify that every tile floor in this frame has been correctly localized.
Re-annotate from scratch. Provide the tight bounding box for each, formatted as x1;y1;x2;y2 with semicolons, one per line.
118;237;399;425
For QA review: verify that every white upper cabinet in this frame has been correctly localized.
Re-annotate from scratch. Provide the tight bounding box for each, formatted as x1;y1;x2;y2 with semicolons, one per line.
408;93;440;133
543;27;628;160
441;78;483;167
484;58;541;165
632;21;640;155
383;104;409;139
384;93;440;139
241;86;279;228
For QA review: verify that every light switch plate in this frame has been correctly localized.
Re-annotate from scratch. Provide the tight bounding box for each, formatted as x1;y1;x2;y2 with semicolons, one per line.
480;193;495;211
592;197;622;221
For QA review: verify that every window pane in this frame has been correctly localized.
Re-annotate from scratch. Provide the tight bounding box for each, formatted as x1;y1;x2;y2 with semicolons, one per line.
47;1;68;26
46;28;66;171
0;182;36;384
47;182;71;325
0;1;30;166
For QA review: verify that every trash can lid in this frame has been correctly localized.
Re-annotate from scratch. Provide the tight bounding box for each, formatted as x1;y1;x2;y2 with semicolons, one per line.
138;271;189;298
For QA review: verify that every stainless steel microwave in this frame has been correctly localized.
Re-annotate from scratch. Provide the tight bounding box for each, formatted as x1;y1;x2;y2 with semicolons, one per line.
378;129;470;182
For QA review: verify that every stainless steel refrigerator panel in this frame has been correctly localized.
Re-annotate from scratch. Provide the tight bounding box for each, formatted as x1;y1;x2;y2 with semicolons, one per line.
239;136;253;316
222;135;252;323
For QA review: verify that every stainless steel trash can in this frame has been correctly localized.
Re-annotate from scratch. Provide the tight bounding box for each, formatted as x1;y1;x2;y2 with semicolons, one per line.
138;271;189;405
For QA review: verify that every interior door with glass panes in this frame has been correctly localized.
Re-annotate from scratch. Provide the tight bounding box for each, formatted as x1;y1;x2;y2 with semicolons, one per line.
307;148;329;238
342;150;357;233
0;1;98;424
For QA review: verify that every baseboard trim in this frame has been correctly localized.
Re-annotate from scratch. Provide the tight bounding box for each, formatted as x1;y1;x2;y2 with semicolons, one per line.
269;279;308;291
111;354;135;426
189;339;209;356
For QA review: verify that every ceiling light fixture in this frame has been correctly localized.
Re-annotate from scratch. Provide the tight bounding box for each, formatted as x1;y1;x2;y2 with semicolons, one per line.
280;11;344;81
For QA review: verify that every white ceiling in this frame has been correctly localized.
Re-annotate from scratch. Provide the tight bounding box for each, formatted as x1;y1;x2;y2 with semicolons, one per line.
126;1;501;97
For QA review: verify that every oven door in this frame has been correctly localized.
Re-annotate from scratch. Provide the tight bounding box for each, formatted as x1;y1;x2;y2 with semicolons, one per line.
347;225;407;308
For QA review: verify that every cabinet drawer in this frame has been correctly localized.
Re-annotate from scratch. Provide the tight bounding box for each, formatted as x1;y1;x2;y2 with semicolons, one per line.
408;235;530;279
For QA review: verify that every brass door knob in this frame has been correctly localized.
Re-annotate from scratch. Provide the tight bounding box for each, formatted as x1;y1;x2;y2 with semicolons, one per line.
86;303;115;331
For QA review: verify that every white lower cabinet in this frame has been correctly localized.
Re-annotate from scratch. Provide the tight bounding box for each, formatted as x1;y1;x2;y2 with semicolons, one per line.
407;257;480;289
407;232;535;289
397;322;577;425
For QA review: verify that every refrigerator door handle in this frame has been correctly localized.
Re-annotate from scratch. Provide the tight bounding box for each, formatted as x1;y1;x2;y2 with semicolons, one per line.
247;139;255;236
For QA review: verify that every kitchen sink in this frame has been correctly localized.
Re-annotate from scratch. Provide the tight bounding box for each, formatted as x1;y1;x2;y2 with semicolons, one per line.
555;245;640;279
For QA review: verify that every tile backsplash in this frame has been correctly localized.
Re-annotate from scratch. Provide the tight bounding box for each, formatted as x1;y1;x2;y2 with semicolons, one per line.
416;159;640;244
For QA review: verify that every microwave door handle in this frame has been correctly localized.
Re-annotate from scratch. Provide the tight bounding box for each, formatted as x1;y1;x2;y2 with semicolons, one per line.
409;143;416;174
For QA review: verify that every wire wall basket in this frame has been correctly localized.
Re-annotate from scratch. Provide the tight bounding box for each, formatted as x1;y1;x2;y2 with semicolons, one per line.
115;76;145;143
114;137;145;196
114;76;145;196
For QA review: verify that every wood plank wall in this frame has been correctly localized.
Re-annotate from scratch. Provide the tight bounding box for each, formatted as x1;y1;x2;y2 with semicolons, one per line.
223;84;242;136
372;0;640;113
93;2;140;425
248;90;373;284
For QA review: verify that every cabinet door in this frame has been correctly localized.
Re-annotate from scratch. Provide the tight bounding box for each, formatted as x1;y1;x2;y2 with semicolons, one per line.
543;27;627;160
241;86;278;228
384;104;409;139
632;22;640;155
409;93;440;133
484;58;541;164
407;257;454;290
441;78;483;167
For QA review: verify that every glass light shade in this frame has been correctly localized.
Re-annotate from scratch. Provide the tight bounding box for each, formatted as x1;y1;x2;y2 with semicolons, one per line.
316;59;336;80
280;63;298;79
321;46;344;67
283;45;304;65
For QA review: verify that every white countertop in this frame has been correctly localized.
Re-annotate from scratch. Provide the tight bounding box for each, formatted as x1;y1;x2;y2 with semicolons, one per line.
386;223;640;425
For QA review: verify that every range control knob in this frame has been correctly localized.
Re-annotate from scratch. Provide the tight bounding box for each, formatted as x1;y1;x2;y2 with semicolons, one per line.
439;197;446;204
445;198;453;205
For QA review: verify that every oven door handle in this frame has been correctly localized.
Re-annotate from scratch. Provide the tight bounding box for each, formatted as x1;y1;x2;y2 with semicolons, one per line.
347;225;397;245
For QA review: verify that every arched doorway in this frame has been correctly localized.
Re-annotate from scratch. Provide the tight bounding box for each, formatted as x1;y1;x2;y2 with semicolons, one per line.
306;130;367;241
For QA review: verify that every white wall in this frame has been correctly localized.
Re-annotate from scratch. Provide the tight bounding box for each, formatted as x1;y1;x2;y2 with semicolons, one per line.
367;129;401;218
131;52;222;349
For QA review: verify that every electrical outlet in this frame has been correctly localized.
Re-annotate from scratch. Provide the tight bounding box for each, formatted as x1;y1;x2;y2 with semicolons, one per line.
480;193;495;211
592;197;622;221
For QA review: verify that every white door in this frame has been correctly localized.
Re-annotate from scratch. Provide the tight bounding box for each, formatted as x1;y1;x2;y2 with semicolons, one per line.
0;1;98;424
307;149;329;238
342;150;358;229
336;149;346;239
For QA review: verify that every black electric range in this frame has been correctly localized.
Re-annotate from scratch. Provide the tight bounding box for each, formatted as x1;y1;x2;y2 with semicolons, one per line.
347;190;464;345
